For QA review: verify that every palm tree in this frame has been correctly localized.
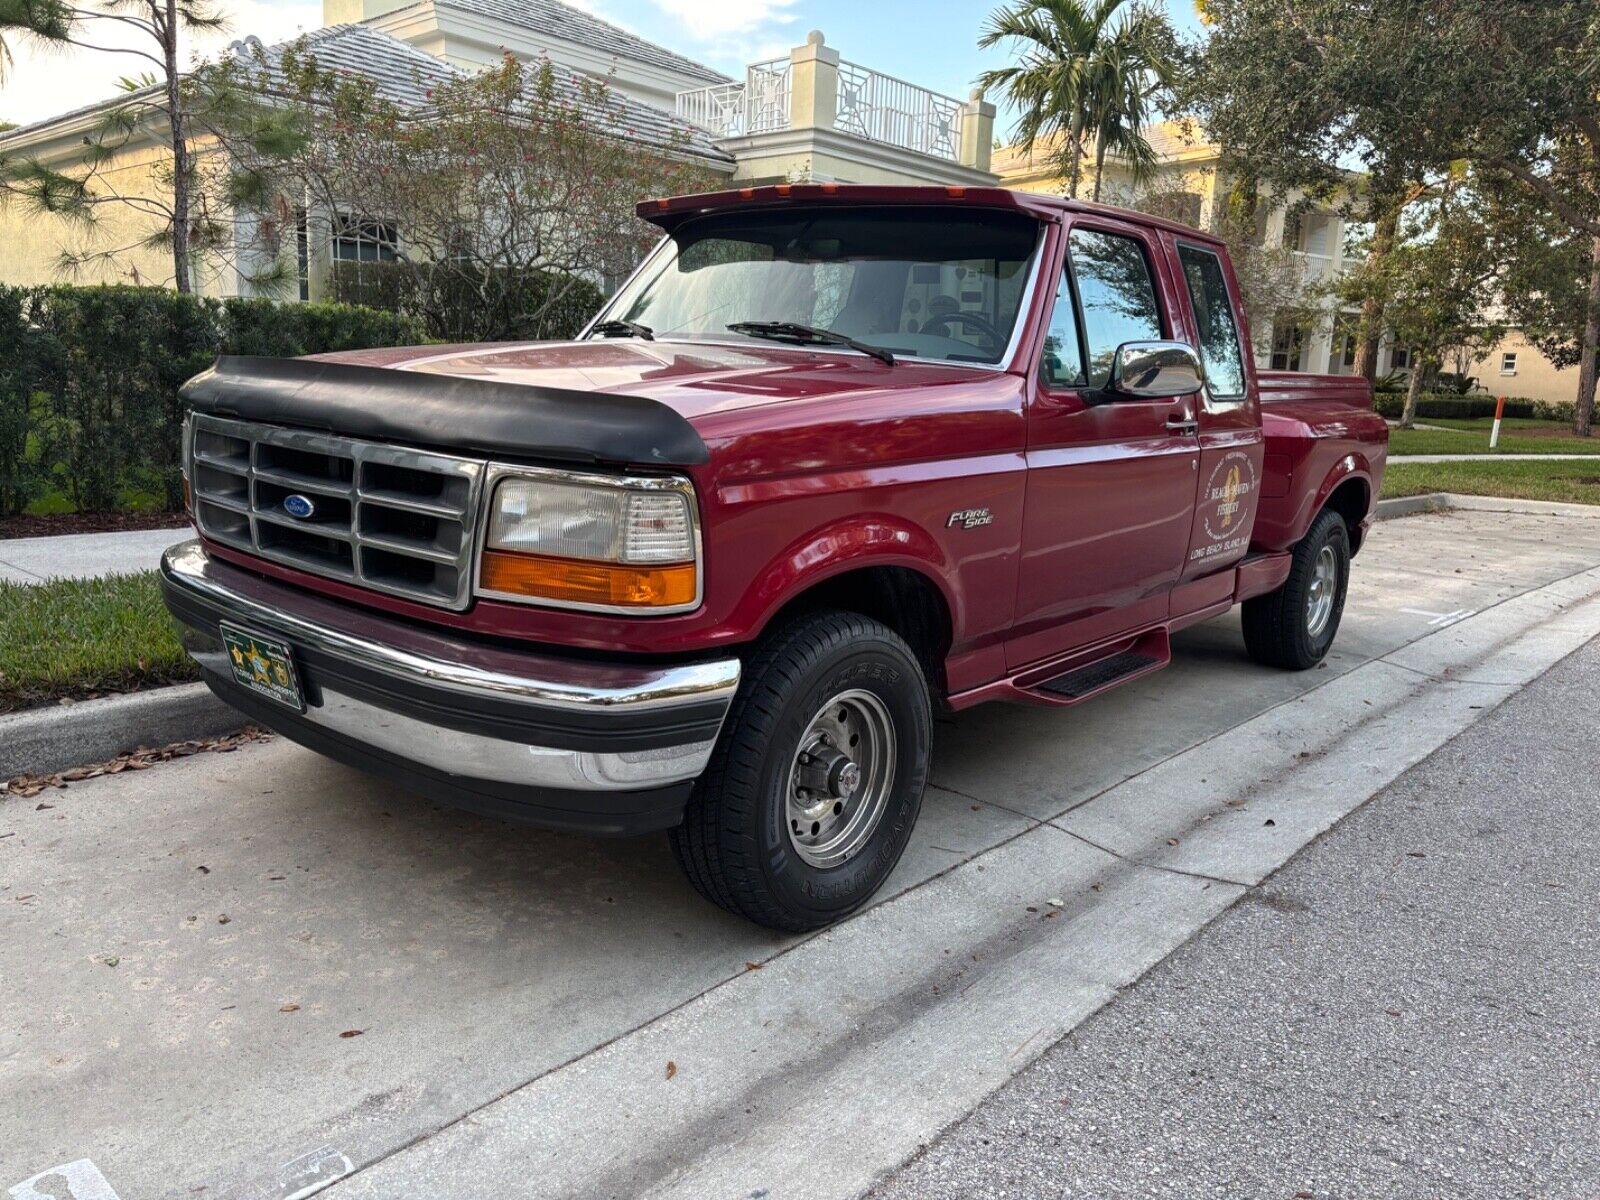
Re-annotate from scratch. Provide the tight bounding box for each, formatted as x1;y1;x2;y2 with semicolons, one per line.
978;0;1176;201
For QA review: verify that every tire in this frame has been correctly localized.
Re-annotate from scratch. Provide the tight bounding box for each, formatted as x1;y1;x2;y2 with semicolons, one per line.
1242;508;1351;670
670;609;932;932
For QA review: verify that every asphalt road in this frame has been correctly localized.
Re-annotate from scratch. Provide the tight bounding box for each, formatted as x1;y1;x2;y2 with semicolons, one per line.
6;505;1600;1199
873;637;1600;1200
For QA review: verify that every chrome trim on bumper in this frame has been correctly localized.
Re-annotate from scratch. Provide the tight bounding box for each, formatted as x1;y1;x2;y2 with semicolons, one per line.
163;540;739;713
162;540;740;792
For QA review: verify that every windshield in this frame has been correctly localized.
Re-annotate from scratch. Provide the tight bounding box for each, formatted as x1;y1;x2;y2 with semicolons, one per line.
601;206;1042;366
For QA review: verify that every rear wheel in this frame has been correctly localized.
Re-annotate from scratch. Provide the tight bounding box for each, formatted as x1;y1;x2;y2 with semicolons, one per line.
1242;507;1351;670
670;610;931;931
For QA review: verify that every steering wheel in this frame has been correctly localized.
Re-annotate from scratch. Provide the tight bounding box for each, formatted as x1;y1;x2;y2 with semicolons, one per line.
921;310;1003;353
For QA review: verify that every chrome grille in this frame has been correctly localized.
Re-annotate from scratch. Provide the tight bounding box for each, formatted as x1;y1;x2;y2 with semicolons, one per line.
187;413;487;610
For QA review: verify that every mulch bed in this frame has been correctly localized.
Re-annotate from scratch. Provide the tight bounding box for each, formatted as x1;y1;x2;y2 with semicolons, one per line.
0;511;191;539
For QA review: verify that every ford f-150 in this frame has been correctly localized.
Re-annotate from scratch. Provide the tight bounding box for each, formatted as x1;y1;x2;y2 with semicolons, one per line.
161;185;1389;930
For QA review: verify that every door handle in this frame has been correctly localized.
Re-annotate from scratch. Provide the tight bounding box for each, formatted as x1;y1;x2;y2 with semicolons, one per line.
1165;416;1199;435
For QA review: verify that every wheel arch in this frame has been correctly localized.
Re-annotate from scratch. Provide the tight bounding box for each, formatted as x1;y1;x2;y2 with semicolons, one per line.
758;562;956;698
1320;471;1373;555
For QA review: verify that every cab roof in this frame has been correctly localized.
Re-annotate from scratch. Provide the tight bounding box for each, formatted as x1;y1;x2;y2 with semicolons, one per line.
638;184;1227;246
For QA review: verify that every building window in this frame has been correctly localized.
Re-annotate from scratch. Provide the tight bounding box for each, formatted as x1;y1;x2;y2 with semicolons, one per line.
1500;352;1518;376
1270;322;1305;371
333;214;400;263
1391;345;1411;370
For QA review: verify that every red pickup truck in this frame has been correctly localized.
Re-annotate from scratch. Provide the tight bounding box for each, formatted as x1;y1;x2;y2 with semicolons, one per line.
162;185;1387;930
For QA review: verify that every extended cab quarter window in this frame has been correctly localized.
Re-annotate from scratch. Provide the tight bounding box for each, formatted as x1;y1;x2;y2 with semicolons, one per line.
1067;228;1163;388
1177;243;1247;400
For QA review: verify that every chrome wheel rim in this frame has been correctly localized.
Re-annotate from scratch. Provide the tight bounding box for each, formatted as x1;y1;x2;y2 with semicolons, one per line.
786;689;897;869
1306;544;1339;639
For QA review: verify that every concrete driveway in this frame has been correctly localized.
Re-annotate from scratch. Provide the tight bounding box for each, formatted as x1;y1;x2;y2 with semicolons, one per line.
5;506;1600;1200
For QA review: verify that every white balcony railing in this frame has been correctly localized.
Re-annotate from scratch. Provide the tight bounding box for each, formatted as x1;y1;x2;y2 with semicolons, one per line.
676;59;790;139
835;61;962;161
676;58;964;162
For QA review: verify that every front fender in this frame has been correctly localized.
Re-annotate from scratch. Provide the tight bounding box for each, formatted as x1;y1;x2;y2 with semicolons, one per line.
742;514;962;640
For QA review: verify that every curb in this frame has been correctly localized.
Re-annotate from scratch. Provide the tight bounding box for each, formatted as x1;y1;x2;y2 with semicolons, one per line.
0;683;244;781
1377;492;1600;521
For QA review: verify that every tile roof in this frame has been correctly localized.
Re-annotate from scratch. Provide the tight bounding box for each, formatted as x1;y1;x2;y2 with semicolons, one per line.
1;22;732;166
427;0;729;84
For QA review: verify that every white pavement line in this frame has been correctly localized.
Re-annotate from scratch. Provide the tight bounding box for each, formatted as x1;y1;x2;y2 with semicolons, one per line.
316;563;1600;1200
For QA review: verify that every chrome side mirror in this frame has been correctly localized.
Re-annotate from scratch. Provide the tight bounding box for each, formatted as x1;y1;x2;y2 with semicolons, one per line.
1107;340;1205;400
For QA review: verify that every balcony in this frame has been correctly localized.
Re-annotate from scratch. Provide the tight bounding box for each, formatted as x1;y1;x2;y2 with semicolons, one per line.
674;32;992;179
676;59;793;140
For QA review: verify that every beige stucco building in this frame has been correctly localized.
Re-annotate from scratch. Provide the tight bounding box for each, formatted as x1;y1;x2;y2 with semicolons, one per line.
1469;331;1586;407
0;0;996;299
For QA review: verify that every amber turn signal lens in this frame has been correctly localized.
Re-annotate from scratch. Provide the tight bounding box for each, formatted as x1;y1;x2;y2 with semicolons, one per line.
480;549;697;609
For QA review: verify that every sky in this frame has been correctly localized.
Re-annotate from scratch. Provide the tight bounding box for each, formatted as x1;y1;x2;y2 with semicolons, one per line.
0;0;1206;131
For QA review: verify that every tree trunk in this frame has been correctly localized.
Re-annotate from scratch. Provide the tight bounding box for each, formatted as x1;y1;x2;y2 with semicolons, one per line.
1092;139;1106;203
1574;234;1600;438
1352;205;1398;382
1065;112;1085;199
163;0;192;294
1400;355;1428;429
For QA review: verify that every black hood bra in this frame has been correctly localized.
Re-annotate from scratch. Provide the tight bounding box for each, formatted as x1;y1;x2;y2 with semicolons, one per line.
181;355;710;468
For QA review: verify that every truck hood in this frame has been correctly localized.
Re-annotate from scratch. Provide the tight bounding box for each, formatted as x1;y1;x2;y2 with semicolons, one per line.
182;341;995;471
311;339;993;424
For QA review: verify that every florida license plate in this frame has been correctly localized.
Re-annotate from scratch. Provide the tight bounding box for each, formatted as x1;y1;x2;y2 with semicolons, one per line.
219;623;305;712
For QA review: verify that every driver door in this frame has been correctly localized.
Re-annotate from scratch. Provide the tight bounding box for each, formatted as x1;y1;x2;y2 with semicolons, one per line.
1006;218;1201;671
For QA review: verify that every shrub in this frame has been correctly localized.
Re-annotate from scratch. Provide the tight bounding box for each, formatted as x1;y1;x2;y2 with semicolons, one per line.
1373;393;1539;421
0;285;427;516
221;297;424;358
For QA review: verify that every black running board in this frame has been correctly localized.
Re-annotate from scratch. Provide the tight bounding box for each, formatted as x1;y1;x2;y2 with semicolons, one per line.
1015;630;1172;707
1038;650;1164;699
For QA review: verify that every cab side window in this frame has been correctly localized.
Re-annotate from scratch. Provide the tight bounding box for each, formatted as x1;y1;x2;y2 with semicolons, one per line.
1068;229;1163;389
1040;269;1086;388
1177;243;1247;400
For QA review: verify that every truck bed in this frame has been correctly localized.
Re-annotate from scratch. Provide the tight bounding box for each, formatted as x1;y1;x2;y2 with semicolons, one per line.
1251;370;1388;556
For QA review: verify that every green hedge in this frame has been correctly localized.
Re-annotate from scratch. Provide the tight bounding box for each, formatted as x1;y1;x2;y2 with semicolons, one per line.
0;285;425;516
1373;393;1540;421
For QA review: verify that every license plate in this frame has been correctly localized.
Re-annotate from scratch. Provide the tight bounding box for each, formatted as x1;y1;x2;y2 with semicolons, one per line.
219;623;305;712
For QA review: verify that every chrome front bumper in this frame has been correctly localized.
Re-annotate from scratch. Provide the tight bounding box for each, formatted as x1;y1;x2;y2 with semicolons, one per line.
160;540;741;833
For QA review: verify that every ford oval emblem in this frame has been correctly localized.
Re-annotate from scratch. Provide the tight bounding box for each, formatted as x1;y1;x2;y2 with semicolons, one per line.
282;493;316;520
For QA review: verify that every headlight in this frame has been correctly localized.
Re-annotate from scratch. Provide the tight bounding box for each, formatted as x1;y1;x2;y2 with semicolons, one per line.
477;468;700;613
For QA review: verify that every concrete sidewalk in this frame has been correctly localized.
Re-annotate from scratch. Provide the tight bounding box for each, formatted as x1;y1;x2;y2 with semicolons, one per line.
873;637;1600;1200
0;526;188;584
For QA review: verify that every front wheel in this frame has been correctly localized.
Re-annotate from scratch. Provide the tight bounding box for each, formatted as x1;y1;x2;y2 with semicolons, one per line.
670;610;931;931
1242;507;1351;670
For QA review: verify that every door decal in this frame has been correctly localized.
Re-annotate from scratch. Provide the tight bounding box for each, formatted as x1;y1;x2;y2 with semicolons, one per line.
1191;449;1258;563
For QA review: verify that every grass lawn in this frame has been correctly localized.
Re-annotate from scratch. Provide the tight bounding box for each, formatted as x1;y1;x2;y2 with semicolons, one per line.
1382;459;1600;506
1387;420;1600;457
0;571;197;714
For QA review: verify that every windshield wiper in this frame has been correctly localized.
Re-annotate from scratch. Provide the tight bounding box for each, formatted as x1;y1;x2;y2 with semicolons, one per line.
592;318;654;341
727;321;895;366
